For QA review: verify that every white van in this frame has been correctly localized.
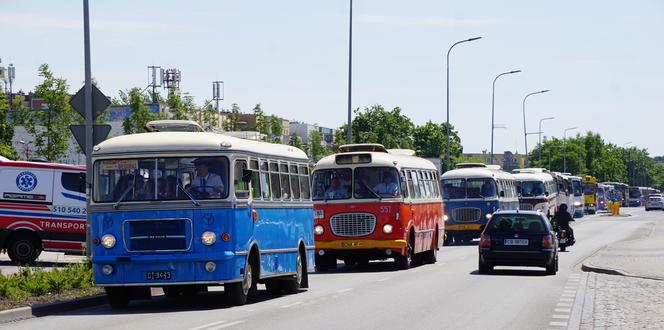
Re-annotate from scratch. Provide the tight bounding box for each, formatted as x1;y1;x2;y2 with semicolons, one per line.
0;158;86;264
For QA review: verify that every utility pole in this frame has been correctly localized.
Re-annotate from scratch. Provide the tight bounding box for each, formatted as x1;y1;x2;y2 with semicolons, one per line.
346;0;353;144
147;66;162;104
212;81;224;129
82;0;93;256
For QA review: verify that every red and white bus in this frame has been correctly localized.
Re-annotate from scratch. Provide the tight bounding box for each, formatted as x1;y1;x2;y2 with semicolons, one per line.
0;158;86;264
312;144;444;270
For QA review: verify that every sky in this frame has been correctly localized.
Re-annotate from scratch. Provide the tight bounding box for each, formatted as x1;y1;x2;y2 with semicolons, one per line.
2;0;663;156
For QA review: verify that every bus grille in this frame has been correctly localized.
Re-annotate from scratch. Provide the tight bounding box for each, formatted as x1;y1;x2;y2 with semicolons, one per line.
329;213;376;237
452;208;481;222
124;219;191;252
519;203;534;211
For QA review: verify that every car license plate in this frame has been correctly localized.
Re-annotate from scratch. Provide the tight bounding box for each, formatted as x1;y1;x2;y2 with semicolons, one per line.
146;271;172;280
559;238;567;244
503;239;528;246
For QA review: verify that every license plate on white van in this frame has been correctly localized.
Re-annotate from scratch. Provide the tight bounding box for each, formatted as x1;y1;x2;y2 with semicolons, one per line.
504;239;528;246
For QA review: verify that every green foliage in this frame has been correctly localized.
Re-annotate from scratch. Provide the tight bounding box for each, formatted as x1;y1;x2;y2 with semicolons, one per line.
0;263;95;302
308;130;327;162
223;103;242;131
252;103;269;135
412;121;463;169
0;89;18;159
20;64;80;162
289;132;304;150
121;87;164;134
167;91;189;120
269;115;283;143
347;105;414;149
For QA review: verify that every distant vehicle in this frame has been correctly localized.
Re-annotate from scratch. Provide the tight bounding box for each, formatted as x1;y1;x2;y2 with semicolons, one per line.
0;159;86;264
478;210;558;275
442;163;518;244
602;182;629;207
582;175;598;214
639;187;659;204
558;174;584;217
627;186;642;207
512;168;558;218
645;196;664;211
596;184;610;212
312;144;443;270
90;127;313;308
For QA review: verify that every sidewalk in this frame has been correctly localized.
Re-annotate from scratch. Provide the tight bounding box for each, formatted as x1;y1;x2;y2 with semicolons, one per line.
581;214;664;280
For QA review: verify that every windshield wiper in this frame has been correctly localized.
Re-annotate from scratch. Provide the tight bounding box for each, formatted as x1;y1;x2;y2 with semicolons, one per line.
361;181;382;200
178;183;200;207
113;185;134;210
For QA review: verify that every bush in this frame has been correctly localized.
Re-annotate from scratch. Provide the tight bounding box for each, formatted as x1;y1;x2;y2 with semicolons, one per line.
0;262;95;303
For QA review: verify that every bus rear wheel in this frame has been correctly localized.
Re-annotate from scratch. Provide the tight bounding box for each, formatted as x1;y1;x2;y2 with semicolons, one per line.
423;229;438;264
7;232;41;265
283;250;305;294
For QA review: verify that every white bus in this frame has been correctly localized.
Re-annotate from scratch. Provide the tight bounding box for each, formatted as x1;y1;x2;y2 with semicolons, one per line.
512;168;559;218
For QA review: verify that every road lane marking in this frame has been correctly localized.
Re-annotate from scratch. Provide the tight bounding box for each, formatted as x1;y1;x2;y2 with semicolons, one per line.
375;277;391;282
557;302;572;307
561;293;575;297
549;321;567;327
280;301;303;308
552;315;569;319
335;288;353;293
188;320;229;330
559;298;573;302
563;290;576;294
555;308;571;313
208;321;246;330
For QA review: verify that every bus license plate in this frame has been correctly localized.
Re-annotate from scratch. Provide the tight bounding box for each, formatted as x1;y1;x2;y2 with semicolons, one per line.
146;271;172;280
503;239;528;246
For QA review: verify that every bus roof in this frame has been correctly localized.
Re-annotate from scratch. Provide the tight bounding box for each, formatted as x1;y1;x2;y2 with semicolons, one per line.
314;150;436;171
512;171;555;182
441;166;513;180
92;132;309;160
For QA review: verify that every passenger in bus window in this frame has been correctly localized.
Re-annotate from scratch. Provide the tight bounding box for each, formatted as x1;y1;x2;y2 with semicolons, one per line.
191;159;225;198
374;172;399;197
325;177;349;199
481;181;496;197
314;184;326;199
141;179;155;200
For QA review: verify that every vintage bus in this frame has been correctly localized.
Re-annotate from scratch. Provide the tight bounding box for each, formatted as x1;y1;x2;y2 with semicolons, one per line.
627;186;642;207
596;184;610;212
312;144;443;270
512;168;558;218
442;163;518;244
582;175;598;214
90;129;314;308
601;182;628;207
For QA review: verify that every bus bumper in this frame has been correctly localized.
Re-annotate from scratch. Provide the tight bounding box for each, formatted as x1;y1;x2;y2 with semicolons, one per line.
315;239;407;250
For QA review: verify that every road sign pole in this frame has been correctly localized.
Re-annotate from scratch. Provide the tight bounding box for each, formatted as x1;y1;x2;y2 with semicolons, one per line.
83;0;93;257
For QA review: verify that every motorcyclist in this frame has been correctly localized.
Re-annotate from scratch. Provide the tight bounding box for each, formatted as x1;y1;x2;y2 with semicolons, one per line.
552;203;575;243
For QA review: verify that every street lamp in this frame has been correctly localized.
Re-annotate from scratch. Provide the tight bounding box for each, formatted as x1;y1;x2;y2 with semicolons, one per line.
490;70;521;165
522;89;550;167
563;127;578;173
445;36;482;171
346;0;353;144
538;116;555;163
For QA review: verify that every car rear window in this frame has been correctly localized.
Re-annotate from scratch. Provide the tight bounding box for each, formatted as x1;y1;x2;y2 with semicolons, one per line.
486;214;548;233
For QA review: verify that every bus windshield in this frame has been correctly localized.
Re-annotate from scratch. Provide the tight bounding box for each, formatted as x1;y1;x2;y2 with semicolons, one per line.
94;156;229;202
629;189;641;199
312;168;352;201
572;181;583;197
518;181;546;197
354;167;401;199
442;178;496;199
583;183;596;195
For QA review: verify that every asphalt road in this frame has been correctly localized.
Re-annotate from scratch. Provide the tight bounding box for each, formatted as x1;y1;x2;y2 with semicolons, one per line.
4;208;658;330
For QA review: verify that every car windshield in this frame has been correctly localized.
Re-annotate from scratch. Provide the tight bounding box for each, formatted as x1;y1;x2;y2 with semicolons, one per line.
518;181;546;197
354;167;401;199
485;214;547;233
572;181;583;196
583;183;595;195
311;168;352;201
442;178;496;199
649;197;662;201
94;156;229;202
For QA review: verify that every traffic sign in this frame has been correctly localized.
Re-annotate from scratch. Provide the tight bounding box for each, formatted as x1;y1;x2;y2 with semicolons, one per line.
69;84;110;121
70;124;111;154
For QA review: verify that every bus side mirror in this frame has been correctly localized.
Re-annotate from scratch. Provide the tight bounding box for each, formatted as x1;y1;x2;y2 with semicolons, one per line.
242;169;254;183
500;191;505;198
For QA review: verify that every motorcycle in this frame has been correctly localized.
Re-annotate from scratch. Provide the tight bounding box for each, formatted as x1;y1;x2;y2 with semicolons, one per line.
555;226;575;252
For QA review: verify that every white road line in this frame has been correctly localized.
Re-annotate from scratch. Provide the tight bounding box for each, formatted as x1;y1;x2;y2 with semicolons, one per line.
557;302;572;307
208;321;246;330
563;290;576;294
561;293;575;297
335;288;353;293
375;277;391;282
564;286;577;290
552;315;570;319
555;308;571;313
188;320;228;330
280;301;303;308
549;321;568;327
559;298;574;302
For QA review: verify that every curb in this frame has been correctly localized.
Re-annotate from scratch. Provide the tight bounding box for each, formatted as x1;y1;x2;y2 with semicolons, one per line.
581;261;664;281
0;294;107;324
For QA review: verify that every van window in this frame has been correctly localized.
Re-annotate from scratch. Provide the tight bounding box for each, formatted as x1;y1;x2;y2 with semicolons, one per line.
62;172;86;194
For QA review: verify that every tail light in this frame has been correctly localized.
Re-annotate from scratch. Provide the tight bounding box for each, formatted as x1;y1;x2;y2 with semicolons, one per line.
559;230;567;238
542;234;554;249
479;233;491;249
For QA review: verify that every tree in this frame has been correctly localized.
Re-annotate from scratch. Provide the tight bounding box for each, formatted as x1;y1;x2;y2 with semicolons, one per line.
198;101;219;131
0;88;18;159
269;115;283;143
308;130;326;162
20;64;79;162
252;103;268;136
349;105;414;149
122;87;163;134
413;121;462;164
288;132;304;150
223;103;242;131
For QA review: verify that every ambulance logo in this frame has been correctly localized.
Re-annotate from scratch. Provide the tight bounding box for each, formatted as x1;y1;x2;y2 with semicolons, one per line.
16;171;38;192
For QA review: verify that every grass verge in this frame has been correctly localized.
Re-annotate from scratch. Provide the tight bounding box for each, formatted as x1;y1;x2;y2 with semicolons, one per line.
0;262;102;311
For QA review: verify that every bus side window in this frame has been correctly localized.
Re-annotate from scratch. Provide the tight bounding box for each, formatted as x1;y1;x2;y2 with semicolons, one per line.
410;170;421;199
280;163;291;201
270;161;282;200
250;159;261;199
407;170;415;198
260;160;271;200
289;164;301;201
399;170;409;198
298;165;311;200
234;160;249;199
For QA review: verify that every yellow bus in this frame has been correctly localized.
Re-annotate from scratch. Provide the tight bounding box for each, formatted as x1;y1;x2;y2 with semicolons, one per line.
582;175;598;214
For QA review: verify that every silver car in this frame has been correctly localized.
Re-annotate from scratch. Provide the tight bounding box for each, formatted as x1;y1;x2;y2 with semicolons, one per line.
645;196;664;211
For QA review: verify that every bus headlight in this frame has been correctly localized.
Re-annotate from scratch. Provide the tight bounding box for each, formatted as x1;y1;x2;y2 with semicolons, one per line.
382;224;393;234
314;225;324;236
201;231;217;246
443;214;449;221
574;201;582;207
485;213;492;220
101;234;116;249
101;264;114;275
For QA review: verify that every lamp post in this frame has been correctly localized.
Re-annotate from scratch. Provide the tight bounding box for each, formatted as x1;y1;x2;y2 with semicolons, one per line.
622;142;633;185
490;70;521;165
445;36;482;171
346;0;353;144
563;127;578;173
522;89;550;167
538;116;555;162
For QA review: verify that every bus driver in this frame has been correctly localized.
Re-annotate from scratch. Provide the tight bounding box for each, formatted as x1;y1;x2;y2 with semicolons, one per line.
373;172;399;197
191;159;224;198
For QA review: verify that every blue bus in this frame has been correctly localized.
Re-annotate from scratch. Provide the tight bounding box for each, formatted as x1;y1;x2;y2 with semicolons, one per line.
441;164;518;244
90;127;314;308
